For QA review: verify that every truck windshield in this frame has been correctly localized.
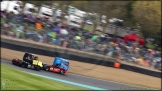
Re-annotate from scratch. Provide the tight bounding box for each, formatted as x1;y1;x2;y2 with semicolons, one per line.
14;6;23;11
70;21;81;25
14;6;18;11
28;8;37;13
42;13;52;17
20;6;23;9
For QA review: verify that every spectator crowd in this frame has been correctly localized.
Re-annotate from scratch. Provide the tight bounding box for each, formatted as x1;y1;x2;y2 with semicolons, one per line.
1;10;161;71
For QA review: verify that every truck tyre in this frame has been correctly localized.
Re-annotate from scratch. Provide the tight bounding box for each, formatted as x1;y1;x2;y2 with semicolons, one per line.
18;60;22;66
36;66;40;71
60;70;64;75
31;65;35;70
12;60;15;64
45;66;49;71
20;62;25;68
27;64;31;69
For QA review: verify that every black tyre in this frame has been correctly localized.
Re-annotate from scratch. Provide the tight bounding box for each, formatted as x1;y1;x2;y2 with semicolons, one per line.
60;70;64;75
18;60;22;66
12;61;15;65
45;66;50;71
31;65;35;70
20;62;25;68
36;66;40;71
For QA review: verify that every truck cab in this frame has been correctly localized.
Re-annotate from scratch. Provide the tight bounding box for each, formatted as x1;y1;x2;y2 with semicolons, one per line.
1;1;9;11
67;6;86;28
23;3;38;15
54;9;62;22
53;57;69;71
67;15;82;28
47;57;70;75
7;1;23;15
14;53;42;71
38;5;54;21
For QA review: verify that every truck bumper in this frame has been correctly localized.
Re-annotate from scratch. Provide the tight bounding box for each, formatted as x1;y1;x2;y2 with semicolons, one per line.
64;71;68;74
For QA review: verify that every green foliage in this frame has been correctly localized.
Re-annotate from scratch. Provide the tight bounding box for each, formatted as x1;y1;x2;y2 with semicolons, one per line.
70;1;89;11
132;1;161;38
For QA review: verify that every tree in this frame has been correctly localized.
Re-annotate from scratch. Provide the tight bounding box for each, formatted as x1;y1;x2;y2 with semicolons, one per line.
132;1;161;38
87;1;107;33
70;1;89;11
55;1;73;23
87;1;130;33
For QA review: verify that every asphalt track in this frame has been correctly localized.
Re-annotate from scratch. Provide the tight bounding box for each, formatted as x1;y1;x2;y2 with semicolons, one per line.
1;59;153;90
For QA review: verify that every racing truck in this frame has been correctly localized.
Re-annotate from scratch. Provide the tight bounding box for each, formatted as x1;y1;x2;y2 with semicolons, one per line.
45;57;70;75
12;53;43;71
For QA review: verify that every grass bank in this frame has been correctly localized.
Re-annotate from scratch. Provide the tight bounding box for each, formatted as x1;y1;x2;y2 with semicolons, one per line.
1;64;83;90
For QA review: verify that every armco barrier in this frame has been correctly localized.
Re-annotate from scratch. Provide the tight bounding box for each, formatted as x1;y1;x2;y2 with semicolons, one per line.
1;36;161;78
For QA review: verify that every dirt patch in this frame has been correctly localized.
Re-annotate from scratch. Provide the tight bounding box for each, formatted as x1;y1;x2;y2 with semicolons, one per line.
1;48;161;89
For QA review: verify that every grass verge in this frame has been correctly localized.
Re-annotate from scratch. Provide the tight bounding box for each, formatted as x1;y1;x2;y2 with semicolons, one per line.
1;64;83;90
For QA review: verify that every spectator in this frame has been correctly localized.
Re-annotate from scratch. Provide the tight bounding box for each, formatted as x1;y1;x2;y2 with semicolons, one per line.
1;11;161;70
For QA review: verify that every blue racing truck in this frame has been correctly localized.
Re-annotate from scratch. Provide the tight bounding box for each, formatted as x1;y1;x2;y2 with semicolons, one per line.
44;57;69;75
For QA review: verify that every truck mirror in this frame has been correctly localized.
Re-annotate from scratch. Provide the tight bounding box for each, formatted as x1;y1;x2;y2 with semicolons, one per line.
65;62;69;66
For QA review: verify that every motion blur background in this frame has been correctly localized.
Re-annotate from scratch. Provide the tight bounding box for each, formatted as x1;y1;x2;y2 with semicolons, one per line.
1;1;161;70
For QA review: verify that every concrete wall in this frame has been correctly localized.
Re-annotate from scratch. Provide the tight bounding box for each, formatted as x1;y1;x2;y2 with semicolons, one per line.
1;36;117;62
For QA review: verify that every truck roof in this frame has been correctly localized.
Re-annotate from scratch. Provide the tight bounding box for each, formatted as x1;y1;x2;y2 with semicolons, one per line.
40;6;53;15
25;3;35;8
56;57;69;63
1;1;9;10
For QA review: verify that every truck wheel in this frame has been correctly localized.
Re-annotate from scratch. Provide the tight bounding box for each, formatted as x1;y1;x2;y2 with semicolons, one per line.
18;61;22;66
20;62;25;68
31;65;35;70
45;67;49;71
27;64;31;69
36;66;40;71
12;61;15;64
60;70;64;75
